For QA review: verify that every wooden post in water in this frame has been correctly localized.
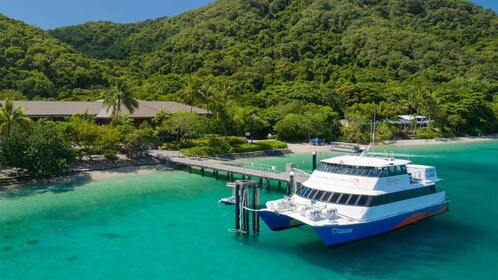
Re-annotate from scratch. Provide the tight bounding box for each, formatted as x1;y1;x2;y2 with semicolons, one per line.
252;184;260;234
312;151;317;171
288;171;295;196
234;180;259;235
235;183;241;231
242;187;249;233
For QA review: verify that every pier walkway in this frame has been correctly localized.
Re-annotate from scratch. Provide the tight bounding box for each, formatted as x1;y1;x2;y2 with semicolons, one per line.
148;150;311;187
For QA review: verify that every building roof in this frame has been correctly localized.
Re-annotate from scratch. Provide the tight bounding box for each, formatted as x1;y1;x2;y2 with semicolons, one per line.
4;101;102;117
2;100;209;119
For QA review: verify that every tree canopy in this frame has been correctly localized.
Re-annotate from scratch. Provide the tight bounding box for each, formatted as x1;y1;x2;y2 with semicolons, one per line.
0;0;497;137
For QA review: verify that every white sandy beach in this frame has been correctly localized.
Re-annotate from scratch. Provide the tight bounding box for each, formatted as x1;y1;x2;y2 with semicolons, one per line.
286;136;498;154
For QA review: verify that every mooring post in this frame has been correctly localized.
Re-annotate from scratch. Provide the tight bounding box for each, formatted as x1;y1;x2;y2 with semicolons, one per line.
252;184;260;234
288;171;295;196
278;181;282;190
189;166;192;173
242;188;249;233
312;151;317;171
201;168;205;177
235;183;241;231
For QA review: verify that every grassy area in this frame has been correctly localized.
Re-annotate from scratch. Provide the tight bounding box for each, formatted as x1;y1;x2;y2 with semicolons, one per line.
178;136;287;157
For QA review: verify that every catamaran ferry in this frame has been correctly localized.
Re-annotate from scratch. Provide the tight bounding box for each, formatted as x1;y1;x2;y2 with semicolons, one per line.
258;152;449;246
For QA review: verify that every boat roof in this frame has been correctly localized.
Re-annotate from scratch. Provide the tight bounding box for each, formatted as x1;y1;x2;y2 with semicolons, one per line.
321;155;411;168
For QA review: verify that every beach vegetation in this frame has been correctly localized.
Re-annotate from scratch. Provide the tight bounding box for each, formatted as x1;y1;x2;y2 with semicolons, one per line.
0;121;75;176
180;134;287;156
0;99;32;140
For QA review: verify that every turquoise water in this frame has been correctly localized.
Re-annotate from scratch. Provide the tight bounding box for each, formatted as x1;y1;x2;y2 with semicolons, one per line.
1;141;498;279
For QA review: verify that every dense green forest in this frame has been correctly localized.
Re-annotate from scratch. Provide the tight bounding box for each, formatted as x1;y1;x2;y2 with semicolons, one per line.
1;0;498;140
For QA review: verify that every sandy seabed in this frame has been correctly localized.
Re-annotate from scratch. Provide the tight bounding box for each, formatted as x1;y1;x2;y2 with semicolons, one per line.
89;165;173;180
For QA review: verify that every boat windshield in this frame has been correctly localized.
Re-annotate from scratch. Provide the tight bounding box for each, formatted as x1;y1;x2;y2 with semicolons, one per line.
316;162;407;177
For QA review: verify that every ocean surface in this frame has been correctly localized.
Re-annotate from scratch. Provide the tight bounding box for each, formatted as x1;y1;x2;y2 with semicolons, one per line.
1;141;497;279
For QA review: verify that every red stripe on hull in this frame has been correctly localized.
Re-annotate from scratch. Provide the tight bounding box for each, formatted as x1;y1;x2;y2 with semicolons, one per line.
391;205;448;230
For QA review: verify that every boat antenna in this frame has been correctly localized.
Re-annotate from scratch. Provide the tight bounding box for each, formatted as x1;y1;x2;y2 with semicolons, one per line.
361;111;376;157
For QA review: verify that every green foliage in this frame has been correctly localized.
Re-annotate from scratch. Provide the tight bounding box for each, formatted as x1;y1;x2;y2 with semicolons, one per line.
180;146;215;157
274;104;339;141
230;140;287;153
102;80;139;117
226;136;247;145
375;121;398;142
180;135;286;156
104;150;119;162
0;121;75;176
159;111;212;141
0;98;32;139
415;127;441;139
1;0;498;135
123;122;158;158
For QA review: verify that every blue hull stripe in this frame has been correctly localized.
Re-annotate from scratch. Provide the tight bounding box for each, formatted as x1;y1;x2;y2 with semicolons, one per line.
259;203;448;246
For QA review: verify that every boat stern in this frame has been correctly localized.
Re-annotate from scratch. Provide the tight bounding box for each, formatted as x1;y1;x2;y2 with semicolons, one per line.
258;210;304;231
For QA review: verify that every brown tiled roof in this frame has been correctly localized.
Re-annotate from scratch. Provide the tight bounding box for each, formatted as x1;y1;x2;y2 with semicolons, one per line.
6;101;101;117
3;100;209;119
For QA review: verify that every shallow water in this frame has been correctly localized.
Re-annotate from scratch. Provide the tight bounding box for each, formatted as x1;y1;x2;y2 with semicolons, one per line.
1;141;497;279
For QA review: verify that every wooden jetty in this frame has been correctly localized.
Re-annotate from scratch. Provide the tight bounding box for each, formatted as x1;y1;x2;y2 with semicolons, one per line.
148;150;311;190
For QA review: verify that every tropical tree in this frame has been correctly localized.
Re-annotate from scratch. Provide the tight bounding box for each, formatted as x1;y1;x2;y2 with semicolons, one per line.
0;98;31;140
199;83;215;115
0;121;75;176
177;75;203;112
103;81;139;118
210;80;235;137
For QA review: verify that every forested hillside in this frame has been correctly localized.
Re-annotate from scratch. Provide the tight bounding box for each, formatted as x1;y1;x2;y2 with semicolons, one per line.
2;0;498;138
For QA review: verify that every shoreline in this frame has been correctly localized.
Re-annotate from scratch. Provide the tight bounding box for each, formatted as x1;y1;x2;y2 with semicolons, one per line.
0;159;173;189
1;136;496;189
286;136;498;154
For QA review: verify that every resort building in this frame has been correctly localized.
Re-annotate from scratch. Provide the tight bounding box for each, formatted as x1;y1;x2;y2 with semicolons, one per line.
388;115;430;127
2;100;209;123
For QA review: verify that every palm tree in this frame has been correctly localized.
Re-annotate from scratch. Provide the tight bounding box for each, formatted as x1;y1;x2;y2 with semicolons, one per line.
103;81;139;118
0;98;31;140
211;80;234;137
177;75;203;112
199;83;215;115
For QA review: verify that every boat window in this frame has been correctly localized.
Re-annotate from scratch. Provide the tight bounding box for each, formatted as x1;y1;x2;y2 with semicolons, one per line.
339;194;350;204
308;189;318;199
298;186;308;196
302;187;312;198
372;168;380;177
296;186;303;195
369;186;440;206
330;193;341;203
380;168;389;177
357;195;369;206
400;165;407;174
313;190;325;200
295;187;383;207
347;195;360;205
322;192;332;202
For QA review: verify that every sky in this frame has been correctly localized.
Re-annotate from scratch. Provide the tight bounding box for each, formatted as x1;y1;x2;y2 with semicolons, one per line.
0;0;497;30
